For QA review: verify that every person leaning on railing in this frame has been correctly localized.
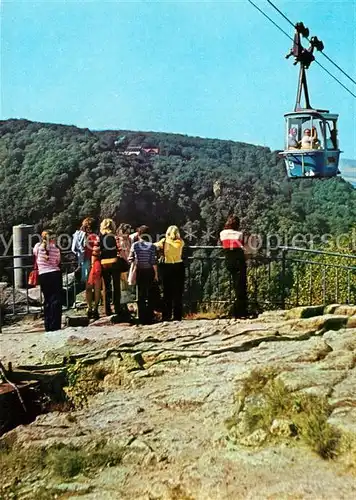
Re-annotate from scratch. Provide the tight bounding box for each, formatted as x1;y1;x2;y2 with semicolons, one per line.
155;225;185;322
219;215;248;319
33;230;62;331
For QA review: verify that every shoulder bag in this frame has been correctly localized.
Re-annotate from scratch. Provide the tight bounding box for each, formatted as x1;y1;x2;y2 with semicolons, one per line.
158;238;166;265
128;261;137;286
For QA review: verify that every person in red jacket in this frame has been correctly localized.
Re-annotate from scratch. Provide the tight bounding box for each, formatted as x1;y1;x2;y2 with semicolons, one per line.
83;218;101;320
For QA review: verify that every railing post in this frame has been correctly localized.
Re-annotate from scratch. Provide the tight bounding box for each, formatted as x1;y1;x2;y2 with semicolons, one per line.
322;265;326;304
309;264;313;305
335;268;339;303
267;256;272;306
281;248;287;309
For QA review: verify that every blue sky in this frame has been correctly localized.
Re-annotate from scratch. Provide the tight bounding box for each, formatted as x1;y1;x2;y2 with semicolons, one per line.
1;0;356;159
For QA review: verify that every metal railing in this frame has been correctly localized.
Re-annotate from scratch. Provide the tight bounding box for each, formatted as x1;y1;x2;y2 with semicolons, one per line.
0;252;79;331
1;246;355;330
278;247;356;308
183;246;355;312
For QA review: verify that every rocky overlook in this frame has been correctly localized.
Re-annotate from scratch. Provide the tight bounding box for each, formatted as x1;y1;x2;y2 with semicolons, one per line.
1;305;356;499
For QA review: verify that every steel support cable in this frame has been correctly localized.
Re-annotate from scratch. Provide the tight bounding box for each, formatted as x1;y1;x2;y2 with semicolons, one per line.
247;0;294;43
246;0;356;100
266;0;356;87
314;59;356;99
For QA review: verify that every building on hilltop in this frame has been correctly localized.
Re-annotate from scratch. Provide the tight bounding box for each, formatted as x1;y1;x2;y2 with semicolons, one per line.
123;146;160;157
142;147;160;155
123;146;142;156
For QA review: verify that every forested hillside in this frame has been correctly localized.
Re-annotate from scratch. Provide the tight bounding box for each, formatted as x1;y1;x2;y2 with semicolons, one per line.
0;119;355;246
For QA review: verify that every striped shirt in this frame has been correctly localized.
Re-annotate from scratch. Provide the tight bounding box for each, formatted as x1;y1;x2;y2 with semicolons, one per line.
34;242;61;275
219;229;244;250
129;241;157;269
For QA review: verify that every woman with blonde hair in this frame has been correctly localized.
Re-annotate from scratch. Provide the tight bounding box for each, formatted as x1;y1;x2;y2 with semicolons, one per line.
155;225;185;321
99;218;121;317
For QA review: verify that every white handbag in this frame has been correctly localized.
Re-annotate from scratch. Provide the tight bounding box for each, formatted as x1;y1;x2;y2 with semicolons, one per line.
128;261;137;286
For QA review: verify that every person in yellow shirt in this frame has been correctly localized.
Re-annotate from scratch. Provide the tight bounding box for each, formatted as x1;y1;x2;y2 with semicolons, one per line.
155;225;185;321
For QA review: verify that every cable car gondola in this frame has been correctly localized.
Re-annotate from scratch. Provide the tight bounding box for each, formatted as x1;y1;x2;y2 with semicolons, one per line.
280;23;342;178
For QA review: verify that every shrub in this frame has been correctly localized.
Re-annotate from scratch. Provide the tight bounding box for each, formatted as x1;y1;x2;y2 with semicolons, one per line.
229;367;341;459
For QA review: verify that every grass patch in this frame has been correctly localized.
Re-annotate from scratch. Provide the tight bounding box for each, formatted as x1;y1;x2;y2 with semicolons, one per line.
64;356;140;409
47;441;124;479
338;433;356;474
46;446;87;479
0;438;124;498
184;302;231;320
228;367;341;459
64;361;114;409
185;311;222;320
239;367;279;401
0;441;47;478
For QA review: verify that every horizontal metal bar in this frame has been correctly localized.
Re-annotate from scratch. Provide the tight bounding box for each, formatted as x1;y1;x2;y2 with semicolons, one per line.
0;251;73;261
279;246;356;260
282;257;356;271
4;264;74;271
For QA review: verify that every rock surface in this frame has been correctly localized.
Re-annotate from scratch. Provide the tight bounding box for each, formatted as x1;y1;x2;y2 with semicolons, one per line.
1;306;356;499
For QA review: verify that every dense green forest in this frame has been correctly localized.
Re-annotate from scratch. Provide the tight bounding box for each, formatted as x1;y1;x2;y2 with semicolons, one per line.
0;118;355;248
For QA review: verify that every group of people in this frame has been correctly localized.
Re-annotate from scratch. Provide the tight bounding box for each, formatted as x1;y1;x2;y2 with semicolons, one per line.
72;218;187;325
32;215;248;332
288;126;321;150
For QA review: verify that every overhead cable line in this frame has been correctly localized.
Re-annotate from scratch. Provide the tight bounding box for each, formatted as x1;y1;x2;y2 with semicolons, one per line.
265;0;299;29
246;0;356;100
313;60;356;99
247;0;294;43
266;0;356;87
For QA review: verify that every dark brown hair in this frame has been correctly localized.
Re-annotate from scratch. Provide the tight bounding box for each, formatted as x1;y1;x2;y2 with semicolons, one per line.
117;223;132;236
138;225;149;236
224;215;240;231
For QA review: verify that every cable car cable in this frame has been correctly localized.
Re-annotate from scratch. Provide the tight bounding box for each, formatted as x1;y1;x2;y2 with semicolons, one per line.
265;0;295;29
246;0;356;100
266;0;356;87
313;60;356;99
246;0;294;43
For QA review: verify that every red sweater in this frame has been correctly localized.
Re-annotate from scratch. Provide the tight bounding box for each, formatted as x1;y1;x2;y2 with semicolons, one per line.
219;229;244;250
